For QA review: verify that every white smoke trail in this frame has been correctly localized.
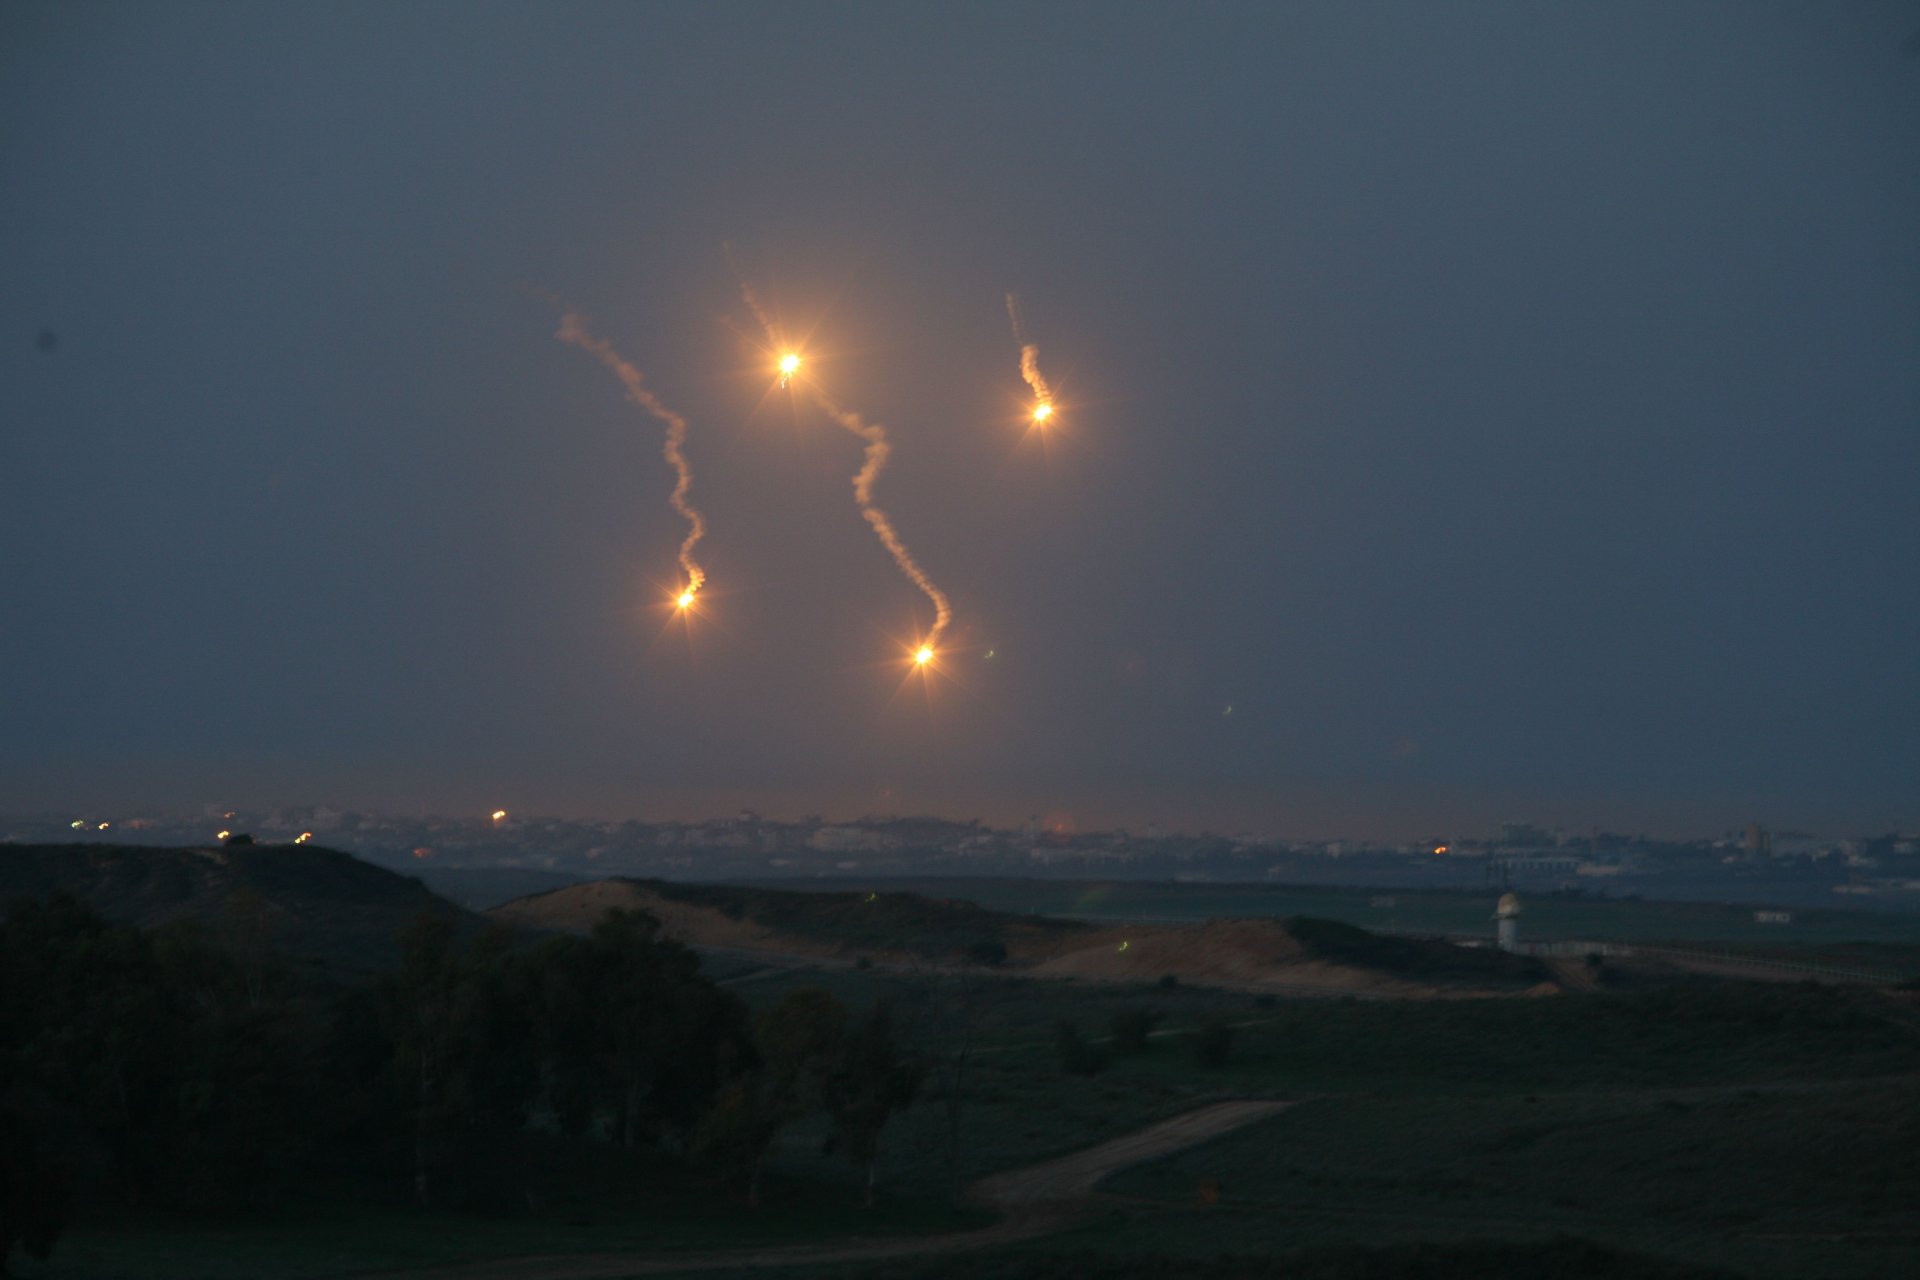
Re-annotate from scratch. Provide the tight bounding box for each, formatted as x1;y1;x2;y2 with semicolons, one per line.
809;389;953;649
556;312;707;598
727;267;952;648
1005;292;1055;410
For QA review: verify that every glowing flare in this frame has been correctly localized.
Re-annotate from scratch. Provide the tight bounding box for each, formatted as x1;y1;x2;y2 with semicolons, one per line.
676;588;697;609
97;822;110;830
70;820;85;829
914;645;935;667
491;809;509;822
729;264;954;655
1006;293;1057;427
216;830;231;841
295;832;313;844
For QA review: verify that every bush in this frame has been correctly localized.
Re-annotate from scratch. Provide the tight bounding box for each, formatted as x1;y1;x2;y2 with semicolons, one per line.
1055;1019;1108;1076
965;939;1007;967
1190;1021;1233;1068
1109;1007;1163;1054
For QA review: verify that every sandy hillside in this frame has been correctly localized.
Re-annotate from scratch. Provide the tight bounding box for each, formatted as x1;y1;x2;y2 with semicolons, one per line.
492;880;1548;997
1020;917;1444;996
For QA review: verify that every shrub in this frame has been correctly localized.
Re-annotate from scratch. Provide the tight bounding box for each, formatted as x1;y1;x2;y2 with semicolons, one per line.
1191;1021;1233;1068
1109;1007;1163;1054
1055;1019;1107;1076
965;939;1007;967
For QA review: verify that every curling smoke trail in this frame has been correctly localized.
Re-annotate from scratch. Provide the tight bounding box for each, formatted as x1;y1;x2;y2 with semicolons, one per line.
728;270;951;649
810;389;953;650
1005;292;1055;412
556;313;707;599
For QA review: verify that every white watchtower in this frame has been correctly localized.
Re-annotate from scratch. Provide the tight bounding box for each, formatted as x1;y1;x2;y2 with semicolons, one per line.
1495;891;1522;953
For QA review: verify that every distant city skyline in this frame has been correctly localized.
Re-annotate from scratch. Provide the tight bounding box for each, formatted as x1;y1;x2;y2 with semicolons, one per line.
5;797;1907;847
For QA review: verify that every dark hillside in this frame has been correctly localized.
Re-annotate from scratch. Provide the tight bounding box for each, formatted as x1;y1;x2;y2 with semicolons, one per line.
0;842;475;971
1286;916;1550;986
639;878;1091;956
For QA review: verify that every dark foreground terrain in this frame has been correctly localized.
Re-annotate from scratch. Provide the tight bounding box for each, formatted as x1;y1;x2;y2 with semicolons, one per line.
5;843;1918;1279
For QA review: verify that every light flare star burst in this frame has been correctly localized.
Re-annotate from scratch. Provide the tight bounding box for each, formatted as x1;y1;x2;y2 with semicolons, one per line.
1006;292;1058;431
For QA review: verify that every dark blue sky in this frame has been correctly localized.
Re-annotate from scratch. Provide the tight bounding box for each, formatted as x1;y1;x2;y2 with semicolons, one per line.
5;2;1916;838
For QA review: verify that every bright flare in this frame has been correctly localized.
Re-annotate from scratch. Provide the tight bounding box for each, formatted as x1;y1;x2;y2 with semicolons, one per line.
914;645;935;667
779;353;802;385
295;832;313;844
676;588;697;609
1005;293;1058;429
491;809;509;822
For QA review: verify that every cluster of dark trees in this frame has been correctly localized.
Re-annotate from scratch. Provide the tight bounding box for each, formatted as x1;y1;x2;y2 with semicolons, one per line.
0;895;918;1274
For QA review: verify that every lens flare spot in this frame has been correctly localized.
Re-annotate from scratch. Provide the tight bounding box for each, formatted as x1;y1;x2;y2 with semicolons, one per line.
1032;402;1053;424
778;353;802;386
491;809;509;823
295;832;313;844
676;588;697;609
914;645;935;667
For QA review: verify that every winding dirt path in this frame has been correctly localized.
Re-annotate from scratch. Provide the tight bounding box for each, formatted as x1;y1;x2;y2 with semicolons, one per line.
365;1099;1294;1280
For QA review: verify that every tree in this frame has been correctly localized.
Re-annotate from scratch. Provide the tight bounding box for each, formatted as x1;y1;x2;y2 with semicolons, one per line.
696;987;845;1206
0;895;184;1204
381;914;533;1207
1055;1018;1107;1077
822;1002;923;1208
918;970;993;1206
0;1087;73;1278
528;909;748;1155
1190;1020;1233;1068
1109;1006;1163;1055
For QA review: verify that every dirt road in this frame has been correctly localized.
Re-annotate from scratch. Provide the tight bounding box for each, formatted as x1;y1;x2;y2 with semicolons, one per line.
967;1099;1293;1210
365;1099;1293;1280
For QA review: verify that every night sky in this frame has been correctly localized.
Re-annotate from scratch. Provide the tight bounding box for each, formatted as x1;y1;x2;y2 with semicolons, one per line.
5;3;1916;838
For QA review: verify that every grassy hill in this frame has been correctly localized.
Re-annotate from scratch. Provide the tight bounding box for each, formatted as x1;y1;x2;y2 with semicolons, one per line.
0;841;475;972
